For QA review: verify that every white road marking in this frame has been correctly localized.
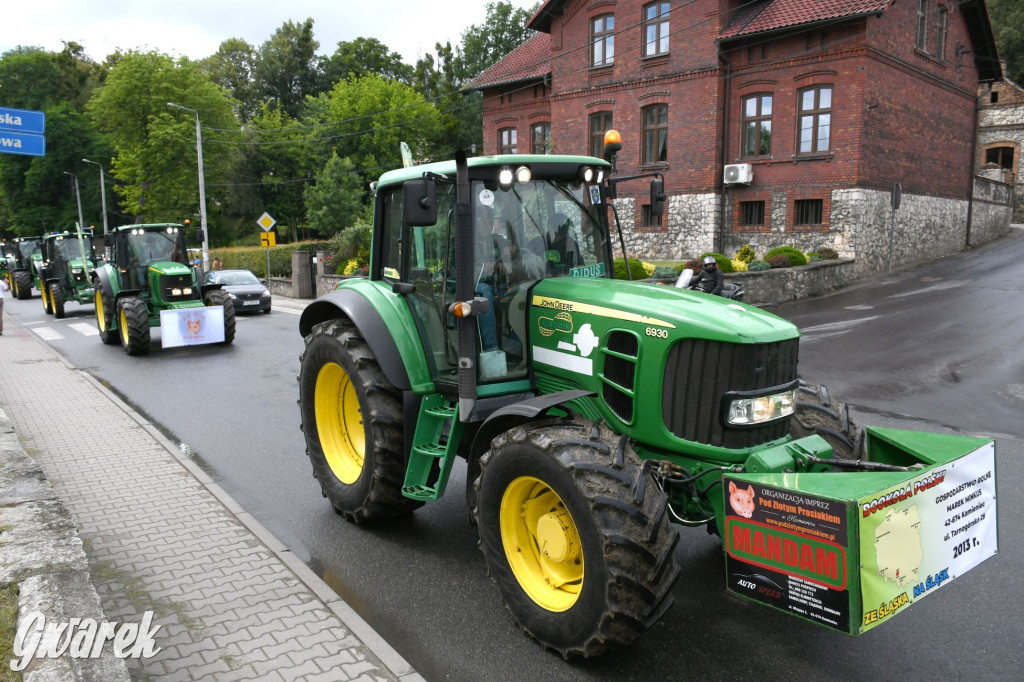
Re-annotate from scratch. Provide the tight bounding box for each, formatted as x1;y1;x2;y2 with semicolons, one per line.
32;327;65;340
800;315;882;344
69;323;99;336
843;305;874;310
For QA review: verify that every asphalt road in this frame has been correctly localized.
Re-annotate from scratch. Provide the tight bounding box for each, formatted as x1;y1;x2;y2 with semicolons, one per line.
5;233;1021;681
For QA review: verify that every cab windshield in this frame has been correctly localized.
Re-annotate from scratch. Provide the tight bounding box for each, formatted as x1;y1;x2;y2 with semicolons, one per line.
51;237;95;262
18;240;40;260
126;229;186;265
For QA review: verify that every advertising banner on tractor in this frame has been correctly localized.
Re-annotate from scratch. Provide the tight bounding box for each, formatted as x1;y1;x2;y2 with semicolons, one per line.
159;307;225;348
724;478;855;634
857;441;997;633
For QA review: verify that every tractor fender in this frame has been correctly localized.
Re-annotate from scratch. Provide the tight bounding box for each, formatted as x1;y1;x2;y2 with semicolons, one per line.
469;389;596;460
300;287;418;392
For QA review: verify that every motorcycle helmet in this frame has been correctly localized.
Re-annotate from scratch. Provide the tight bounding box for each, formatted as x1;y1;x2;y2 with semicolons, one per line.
703;256;717;269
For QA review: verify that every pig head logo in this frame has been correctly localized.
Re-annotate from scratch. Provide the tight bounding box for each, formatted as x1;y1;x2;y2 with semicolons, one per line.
728;481;756;518
185;315;202;335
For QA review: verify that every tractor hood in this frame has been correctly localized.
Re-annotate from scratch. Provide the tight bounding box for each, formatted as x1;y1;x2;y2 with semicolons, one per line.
66;259;94;270
529;277;799;344
147;261;192;276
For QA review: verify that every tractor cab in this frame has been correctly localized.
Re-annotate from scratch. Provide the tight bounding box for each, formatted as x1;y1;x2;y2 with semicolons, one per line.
42;229;96;283
7;236;43;299
111;224;196;294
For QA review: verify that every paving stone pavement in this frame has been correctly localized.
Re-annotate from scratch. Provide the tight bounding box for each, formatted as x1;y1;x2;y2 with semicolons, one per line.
0;318;422;682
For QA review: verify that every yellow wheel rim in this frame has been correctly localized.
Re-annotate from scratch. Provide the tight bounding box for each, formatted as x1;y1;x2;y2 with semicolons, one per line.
41;286;48;311
96;290;106;331
314;362;365;484
119;308;129;346
500;476;583;612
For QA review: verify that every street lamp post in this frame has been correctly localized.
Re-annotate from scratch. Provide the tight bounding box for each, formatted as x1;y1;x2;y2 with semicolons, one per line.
167;102;209;271
80;158;109;237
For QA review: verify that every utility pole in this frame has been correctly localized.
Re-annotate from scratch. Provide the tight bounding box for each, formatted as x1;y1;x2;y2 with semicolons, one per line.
167;102;210;271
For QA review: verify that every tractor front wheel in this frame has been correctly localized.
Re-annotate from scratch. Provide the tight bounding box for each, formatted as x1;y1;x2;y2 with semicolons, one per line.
790;381;860;459
49;282;65;319
13;270;32;299
204;290;235;344
117;296;151;355
476;420;681;658
40;283;53;315
94;286;118;345
298;319;422;523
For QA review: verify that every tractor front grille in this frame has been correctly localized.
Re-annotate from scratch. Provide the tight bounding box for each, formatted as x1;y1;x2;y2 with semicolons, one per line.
600;330;639;424
662;338;799;448
160;274;196;302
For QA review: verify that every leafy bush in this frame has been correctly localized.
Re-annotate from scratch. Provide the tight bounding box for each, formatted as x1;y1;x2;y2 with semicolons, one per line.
683;258;702;273
652;265;678;278
614;257;651;280
808;254;821;263
700;252;734;273
730;258;748;272
640;261;656;276
211;240;323;277
764;245;808;267
747;259;771;271
326;223;372;273
766;255;792;268
816;247;839;260
735;244;756;264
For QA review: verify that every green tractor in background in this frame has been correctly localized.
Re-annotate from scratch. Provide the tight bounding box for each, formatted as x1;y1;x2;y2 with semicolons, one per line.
297;139;998;657
39;227;97;319
92;223;235;355
4;236;43;299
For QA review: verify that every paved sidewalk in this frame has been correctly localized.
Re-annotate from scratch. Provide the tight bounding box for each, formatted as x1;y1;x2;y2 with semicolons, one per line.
0;313;421;681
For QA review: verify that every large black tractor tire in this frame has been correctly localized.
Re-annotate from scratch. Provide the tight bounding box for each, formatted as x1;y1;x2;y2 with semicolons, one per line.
475;419;681;659
13;270;32;299
49;282;65;319
117;296;151;356
40;282;53;315
94;286;118;345
790;381;860;459
298;319;423;523
204;289;235;345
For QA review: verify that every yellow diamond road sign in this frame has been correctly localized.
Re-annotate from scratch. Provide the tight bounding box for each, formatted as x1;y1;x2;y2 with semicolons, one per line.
257;212;276;232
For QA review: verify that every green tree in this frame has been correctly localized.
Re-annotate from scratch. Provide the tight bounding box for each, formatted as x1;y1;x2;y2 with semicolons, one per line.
989;0;1024;84
85;51;238;227
204;38;259;122
255;18;322;119
0;47;61;110
321;37;414;89
304;153;368;236
243;103;311;243
458;2;539;82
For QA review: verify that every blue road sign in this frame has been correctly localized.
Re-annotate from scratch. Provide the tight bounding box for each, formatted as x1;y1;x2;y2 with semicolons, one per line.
0;106;46;134
0;130;45;157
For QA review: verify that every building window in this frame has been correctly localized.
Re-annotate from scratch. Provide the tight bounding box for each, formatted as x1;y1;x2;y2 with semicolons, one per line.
641;204;663;228
498;127;517;155
742;94;773;157
916;0;929;52
798;86;832;155
531;122;551;154
794;199;823;226
740;201;765;227
985;146;1015;170
643;2;670;57
592;15;615;67
590;112;613;158
642;104;668;164
936;7;948;60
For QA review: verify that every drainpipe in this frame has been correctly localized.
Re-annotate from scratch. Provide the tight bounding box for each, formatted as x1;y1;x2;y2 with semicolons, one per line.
965;93;982;248
717;48;732;256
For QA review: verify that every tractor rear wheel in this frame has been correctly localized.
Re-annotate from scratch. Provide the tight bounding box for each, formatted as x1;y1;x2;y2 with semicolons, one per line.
13;270;32;299
204;289;235;344
475;420;681;658
790;381;860;459
94;286;118;345
117;296;150;355
298;319;422;523
49;282;65;319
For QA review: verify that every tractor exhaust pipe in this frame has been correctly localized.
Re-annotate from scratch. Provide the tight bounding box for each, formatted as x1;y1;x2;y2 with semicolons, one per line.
454;149;477;420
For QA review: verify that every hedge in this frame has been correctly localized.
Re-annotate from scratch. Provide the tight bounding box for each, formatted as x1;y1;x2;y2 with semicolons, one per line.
209;241;323;278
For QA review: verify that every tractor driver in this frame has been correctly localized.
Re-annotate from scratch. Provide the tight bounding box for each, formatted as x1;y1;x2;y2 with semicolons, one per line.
471;204;509;352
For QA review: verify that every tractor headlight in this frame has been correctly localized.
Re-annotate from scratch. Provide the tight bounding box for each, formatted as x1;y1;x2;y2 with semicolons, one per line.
182;287;193;295
171;288;182;296
72;268;83;275
724;387;796;426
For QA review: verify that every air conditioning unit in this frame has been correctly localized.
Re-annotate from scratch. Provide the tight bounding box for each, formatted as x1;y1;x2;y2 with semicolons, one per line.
724;163;753;185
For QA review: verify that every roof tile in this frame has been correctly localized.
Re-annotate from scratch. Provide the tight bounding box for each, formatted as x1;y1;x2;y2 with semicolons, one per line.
468;32;550;89
720;0;891;40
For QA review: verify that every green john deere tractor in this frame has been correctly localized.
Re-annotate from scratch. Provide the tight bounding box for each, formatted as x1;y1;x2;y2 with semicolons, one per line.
39;227;97;319
5;236;43;299
92;223;235;355
297;139;998;657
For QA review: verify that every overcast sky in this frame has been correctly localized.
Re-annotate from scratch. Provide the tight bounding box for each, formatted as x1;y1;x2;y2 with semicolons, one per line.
2;0;541;65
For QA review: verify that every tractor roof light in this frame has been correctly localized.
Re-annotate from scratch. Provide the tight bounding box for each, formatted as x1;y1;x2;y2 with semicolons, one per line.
578;166;595;183
515;165;532;184
499;166;514;188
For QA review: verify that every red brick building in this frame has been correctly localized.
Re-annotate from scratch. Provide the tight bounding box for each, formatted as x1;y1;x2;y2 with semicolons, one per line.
469;0;1004;272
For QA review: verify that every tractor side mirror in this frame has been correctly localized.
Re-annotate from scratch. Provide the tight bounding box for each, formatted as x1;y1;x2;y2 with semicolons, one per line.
403;179;438;226
194;228;205;242
650;178;665;216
